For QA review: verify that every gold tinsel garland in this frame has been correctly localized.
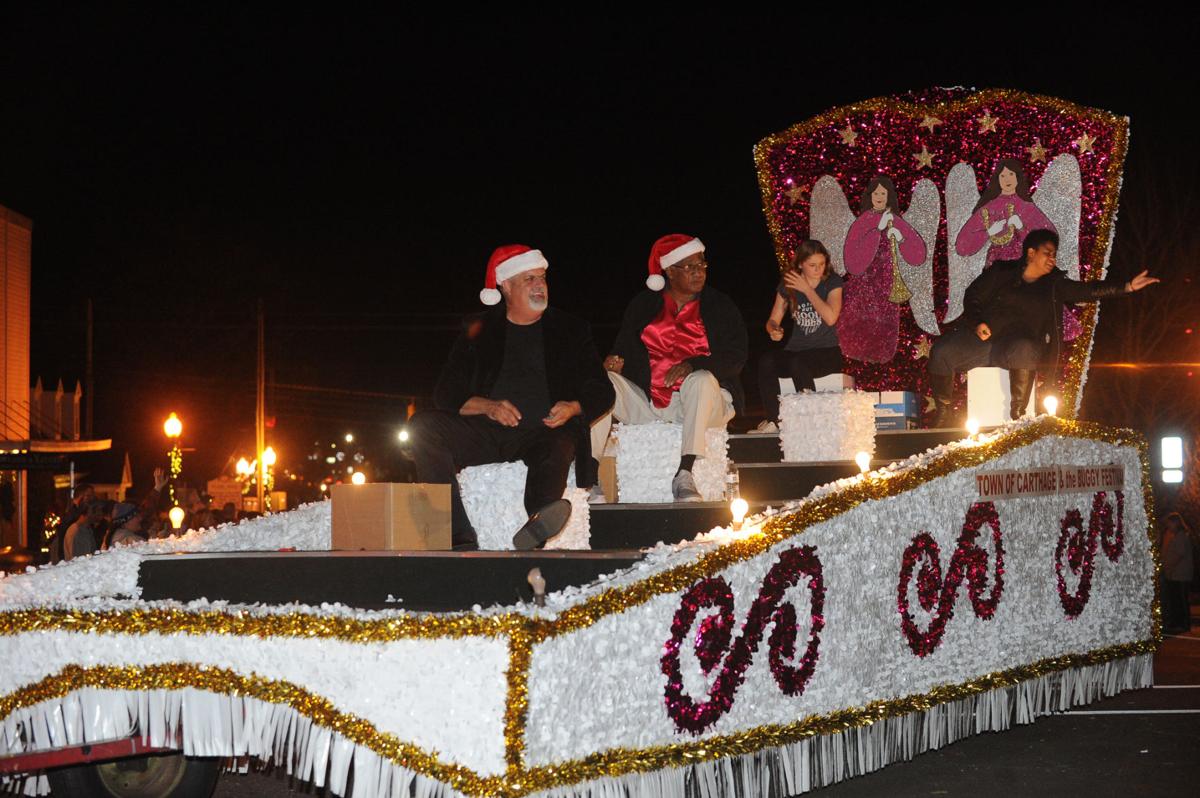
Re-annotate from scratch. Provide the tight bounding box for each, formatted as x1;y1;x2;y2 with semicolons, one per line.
0;643;1154;798
751;88;1130;418
503;627;534;790
0;419;1149;647
0;663;504;796
0;419;1158;797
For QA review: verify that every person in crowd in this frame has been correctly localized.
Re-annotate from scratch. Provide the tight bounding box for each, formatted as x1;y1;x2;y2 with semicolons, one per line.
754;239;843;432
409;244;614;549
1161;512;1195;634
927;229;1158;426
63;500;105;560
106;502;148;548
60;484;95;531
591;234;747;501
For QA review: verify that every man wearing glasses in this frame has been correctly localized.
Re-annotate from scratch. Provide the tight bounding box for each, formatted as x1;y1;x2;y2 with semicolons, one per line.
592;234;747;501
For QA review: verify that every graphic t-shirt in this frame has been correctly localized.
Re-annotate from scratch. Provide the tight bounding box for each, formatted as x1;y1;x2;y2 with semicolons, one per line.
779;274;843;351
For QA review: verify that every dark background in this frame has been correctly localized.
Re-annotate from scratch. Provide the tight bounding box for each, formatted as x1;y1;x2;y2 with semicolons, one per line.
2;10;1197;496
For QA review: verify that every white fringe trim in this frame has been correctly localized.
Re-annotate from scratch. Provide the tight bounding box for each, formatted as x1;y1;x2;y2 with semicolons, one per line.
1;653;1151;798
527;653;1153;798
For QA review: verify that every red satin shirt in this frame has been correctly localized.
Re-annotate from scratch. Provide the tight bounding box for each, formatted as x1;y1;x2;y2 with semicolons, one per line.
640;294;711;408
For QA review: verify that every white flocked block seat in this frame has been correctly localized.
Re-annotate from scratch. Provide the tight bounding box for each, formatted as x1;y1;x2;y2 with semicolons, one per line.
779;391;876;462
613;422;728;503
456;462;590;550
967;367;1036;428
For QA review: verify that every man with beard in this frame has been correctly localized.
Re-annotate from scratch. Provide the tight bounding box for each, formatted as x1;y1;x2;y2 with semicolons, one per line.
410;245;614;550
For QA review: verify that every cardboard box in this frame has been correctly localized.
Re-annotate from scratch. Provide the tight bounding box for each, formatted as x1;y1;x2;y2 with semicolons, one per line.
597;456;617;504
331;483;451;551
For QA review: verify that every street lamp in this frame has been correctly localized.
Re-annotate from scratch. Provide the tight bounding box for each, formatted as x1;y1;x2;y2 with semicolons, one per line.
261;446;277;512
164;412;183;505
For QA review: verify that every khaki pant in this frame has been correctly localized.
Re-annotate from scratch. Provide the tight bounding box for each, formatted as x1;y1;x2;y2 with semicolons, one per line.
591;370;734;459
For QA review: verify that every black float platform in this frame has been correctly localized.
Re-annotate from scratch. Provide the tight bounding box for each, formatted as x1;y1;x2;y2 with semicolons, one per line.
138;550;643;612
138;429;969;612
589;501;771;548
727;428;964;464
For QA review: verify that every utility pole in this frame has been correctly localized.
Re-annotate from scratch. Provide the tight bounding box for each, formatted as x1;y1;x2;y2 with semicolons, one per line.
256;300;266;513
85;298;93;437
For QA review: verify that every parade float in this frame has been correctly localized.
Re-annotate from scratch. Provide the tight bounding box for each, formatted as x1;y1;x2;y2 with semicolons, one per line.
0;89;1158;798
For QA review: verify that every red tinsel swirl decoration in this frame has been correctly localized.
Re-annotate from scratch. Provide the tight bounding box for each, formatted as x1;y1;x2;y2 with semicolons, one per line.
662;546;825;735
897;502;1005;657
1056;491;1125;618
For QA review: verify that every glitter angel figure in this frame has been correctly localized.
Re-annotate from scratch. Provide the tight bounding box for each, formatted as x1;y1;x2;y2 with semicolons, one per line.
827;176;936;363
946;155;1082;322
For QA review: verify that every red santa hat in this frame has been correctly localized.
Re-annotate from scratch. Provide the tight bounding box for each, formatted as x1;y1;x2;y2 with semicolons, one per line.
646;234;705;291
480;244;549;305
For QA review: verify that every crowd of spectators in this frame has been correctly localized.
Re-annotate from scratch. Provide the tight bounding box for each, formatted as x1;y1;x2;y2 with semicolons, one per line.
48;471;249;562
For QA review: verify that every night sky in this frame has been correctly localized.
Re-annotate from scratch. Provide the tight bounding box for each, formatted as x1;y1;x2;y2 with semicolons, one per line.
2;10;1197;490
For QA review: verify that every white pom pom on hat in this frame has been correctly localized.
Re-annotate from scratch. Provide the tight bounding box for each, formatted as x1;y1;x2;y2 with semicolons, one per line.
647;234;704;290
481;245;548;305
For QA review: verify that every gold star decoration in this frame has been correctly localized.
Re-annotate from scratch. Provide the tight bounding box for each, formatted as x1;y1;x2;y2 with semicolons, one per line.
1026;138;1048;163
977;111;998;133
919;115;943;133
1074;132;1096;154
914;337;933;359
784;184;809;205
839;124;858;147
913;144;934;169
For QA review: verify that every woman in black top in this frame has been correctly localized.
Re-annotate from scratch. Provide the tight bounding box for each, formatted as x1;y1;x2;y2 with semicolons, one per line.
754;240;844;432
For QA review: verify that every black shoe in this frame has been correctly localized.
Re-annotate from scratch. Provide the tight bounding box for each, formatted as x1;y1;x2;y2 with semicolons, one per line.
512;499;572;551
929;374;955;428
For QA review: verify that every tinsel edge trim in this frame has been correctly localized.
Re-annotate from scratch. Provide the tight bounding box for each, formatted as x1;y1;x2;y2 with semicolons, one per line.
519;640;1154;794
0;641;1155;798
0;663;503;796
0;420;1149;645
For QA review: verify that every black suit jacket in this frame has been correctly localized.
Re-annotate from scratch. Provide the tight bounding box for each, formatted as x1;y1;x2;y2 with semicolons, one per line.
433;305;614;485
960;259;1129;368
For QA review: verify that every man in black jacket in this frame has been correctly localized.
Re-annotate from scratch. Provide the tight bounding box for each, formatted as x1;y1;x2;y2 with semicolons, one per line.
410;245;614;550
929;229;1158;425
592;234;747;501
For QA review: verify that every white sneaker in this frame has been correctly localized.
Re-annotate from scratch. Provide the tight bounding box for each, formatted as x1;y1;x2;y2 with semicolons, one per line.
752;420;778;434
671;470;703;502
587;485;608;504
